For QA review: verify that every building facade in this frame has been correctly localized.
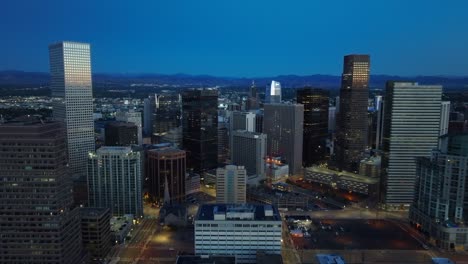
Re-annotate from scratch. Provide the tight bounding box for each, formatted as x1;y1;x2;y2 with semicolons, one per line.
216;165;247;203
80;208;112;263
144;92;182;143
115;109;143;145
231;130;267;178
194;204;282;263
105;122;138;146
297;88;329;166
0;120;83;263
146;147;186;204
410;134;468;250
335;54;370;172
88;146;143;217
49;41;95;179
263;103;304;175
182;89;218;173
381;82;442;206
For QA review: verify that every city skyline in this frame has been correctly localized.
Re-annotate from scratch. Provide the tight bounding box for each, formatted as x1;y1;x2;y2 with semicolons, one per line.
2;1;468;76
2;2;468;262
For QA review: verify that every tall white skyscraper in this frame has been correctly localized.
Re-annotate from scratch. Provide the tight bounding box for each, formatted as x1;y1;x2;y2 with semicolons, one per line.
216;165;247;204
49;41;95;179
266;80;282;103
382;82;442;207
115;109;143;145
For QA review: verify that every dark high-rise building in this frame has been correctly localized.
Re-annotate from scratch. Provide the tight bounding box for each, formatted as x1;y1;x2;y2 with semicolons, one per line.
146;147;186;203
80;208;112;263
335;54;370;172
0;119;83;263
182;89;218;173
246;81;259;110
144;93;182;143
105;121;138;146
297;88;329;166
264;103;304;175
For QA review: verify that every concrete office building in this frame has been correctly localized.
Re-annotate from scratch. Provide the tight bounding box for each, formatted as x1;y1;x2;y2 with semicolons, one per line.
194;204;282;263
335;55;370;172
0;119;83;263
105;122;138;146
49;41;95;179
231;130;267;178
146;147;186;204
80;208;112;263
216;165;247;203
231;111;256;132
88;146;143;217
410;134;468;250
263;103;304;175
115;109;143;145
381;82;442;207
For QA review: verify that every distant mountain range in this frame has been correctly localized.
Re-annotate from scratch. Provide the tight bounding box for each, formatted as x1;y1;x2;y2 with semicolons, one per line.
1;70;468;89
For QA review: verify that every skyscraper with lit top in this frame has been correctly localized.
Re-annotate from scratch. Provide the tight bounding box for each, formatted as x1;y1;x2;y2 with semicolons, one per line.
335;54;370;172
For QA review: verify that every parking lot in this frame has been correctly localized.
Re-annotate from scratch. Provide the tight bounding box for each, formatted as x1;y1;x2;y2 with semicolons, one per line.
287;218;423;250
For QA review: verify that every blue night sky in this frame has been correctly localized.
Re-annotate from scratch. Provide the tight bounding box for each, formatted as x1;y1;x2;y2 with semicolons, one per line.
2;0;468;77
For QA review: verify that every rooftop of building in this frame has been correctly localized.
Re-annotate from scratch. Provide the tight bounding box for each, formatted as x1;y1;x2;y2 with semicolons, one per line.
176;255;236;264
316;254;346;264
0;115;54;127
360;155;382;166
95;146;134;154
106;121;137;128
110;215;133;233
306;166;379;184
80;207;110;219
195;203;281;221
232;129;266;137
147;146;185;155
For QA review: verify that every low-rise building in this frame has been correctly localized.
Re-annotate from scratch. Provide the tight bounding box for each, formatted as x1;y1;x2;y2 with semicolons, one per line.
266;157;289;182
359;155;381;178
194;204;282;263
110;215;134;244
185;173;201;195
159;204;187;227
304;167;379;196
